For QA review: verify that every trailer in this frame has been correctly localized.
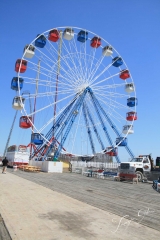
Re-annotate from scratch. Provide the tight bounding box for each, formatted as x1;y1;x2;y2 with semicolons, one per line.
6;145;29;167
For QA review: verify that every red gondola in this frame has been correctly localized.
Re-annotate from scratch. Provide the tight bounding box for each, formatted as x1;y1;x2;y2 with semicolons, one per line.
90;37;101;48
19;116;32;129
119;69;130;80
15;59;27;73
126;112;137;121
105;147;118;156
48;29;60;42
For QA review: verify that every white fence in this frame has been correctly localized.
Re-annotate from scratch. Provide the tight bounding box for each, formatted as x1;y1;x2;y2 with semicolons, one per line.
71;161;119;169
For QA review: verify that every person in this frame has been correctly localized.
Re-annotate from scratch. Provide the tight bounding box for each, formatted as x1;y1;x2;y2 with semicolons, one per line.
2;157;9;174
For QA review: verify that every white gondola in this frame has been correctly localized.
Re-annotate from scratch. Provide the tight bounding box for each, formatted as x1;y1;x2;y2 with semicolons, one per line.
12;97;25;110
63;28;74;40
122;125;134;134
23;45;35;58
102;46;113;56
125;83;135;93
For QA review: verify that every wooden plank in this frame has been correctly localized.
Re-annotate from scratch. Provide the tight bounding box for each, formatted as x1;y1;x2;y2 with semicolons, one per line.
9;169;160;232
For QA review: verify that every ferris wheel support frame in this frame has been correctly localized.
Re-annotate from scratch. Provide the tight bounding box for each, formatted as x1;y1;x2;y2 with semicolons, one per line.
89;91;135;159
85;103;105;150
83;103;96;155
88;89;121;163
31;96;77;159
31;88;135;163
31;86;135;163
52;89;88;161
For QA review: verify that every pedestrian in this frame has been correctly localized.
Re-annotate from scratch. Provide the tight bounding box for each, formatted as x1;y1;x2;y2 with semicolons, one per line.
2;157;9;174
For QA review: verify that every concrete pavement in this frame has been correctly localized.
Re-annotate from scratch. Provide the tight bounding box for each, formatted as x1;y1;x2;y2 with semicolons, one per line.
0;172;159;240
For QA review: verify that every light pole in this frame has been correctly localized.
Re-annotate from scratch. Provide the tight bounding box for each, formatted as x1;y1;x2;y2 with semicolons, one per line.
22;91;32;159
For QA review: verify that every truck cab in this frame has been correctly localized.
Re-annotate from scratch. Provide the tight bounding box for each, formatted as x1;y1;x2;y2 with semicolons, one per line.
120;155;153;181
130;156;151;171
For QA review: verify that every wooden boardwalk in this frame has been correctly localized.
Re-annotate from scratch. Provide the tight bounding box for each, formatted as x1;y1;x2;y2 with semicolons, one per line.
0;214;11;240
9;169;160;232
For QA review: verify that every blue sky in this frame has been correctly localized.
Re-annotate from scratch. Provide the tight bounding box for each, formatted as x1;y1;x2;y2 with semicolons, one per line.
0;0;160;161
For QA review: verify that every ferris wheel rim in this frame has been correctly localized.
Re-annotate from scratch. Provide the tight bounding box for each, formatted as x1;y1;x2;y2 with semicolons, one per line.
16;26;137;157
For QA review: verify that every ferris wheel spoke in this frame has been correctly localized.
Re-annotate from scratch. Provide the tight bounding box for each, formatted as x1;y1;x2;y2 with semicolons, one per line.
23;76;75;90
38;96;77;133
45;38;81;82
87;48;97;80
40;92;79;132
88;55;105;82
23;88;74;100
27;91;77;117
95;93;130;112
93;88;129;99
21;76;58;86
71;36;88;82
26;59;59;76
89;62;116;86
95;91;128;108
78;42;87;80
109;108;127;123
28;54;72;83
61;38;83;79
80;41;89;81
92;82;126;90
33;45;58;66
90;72;121;88
22;64;77;89
65;37;84;79
34;43;58;63
31;47;75;81
84;41;89;81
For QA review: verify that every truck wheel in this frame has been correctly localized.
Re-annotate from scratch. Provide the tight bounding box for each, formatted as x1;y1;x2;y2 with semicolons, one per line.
136;171;143;182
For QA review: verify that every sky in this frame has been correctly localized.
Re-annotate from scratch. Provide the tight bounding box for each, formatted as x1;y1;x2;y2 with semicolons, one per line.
0;0;160;162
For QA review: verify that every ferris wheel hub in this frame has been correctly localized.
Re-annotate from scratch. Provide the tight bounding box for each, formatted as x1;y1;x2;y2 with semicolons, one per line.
76;83;89;93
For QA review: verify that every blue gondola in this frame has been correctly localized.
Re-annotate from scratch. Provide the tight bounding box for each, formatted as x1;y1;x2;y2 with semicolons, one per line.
112;57;123;67
116;137;127;146
35;34;46;48
127;97;138;107
31;133;44;145
11;77;24;90
77;30;88;43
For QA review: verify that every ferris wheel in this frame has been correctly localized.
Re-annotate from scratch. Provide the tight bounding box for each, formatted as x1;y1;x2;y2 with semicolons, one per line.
11;26;138;162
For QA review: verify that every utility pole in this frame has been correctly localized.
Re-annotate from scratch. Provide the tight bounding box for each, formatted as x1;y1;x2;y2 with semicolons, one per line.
33;60;41;127
51;31;63;161
30;60;41;158
53;31;63;123
3;110;18;157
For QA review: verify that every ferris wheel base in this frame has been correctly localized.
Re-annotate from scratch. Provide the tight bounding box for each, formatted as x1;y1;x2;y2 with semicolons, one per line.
29;160;63;173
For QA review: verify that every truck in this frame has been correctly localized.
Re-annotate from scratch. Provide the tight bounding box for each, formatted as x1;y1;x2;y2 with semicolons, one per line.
6;145;29;167
119;154;160;181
